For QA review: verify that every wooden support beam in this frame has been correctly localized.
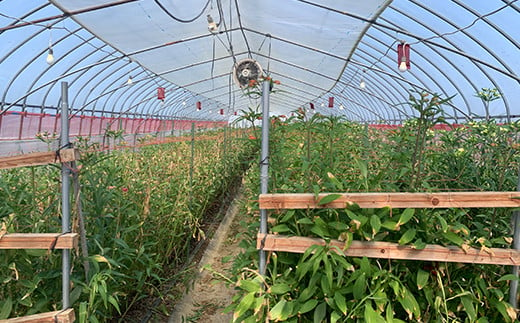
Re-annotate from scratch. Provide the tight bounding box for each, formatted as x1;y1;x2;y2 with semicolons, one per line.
0;233;78;249
0;149;80;169
3;308;75;322
259;192;520;209
257;234;520;266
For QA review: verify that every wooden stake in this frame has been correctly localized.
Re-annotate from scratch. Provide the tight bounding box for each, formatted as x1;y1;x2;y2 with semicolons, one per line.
0;149;80;169
3;308;75;322
258;234;520;266
0;233;78;249
259;192;520;209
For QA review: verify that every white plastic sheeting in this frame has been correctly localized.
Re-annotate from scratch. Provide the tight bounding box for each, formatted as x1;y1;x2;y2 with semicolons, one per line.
51;0;391;117
1;0;519;123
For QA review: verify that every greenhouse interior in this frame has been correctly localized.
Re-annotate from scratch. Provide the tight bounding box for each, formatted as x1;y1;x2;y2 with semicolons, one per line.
1;0;520;322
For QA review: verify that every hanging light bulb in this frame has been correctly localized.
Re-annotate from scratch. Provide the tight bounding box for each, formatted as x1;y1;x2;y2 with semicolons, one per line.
46;26;54;65
397;42;410;72
46;47;54;65
398;58;408;72
359;69;366;89
126;75;133;86
182;101;186;105
339;104;344;110
207;14;219;33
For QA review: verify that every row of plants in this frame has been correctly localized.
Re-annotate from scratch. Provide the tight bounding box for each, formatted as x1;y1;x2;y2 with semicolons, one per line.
228;91;520;322
0;126;258;321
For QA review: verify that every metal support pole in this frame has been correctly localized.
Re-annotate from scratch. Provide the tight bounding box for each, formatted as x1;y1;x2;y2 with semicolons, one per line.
259;81;270;276
189;122;195;210
509;168;520;308
60;82;71;309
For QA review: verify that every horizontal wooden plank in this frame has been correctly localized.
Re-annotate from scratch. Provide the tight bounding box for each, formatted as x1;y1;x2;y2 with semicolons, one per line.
3;308;75;323
0;148;80;169
257;234;520;266
259;192;520;209
0;233;78;249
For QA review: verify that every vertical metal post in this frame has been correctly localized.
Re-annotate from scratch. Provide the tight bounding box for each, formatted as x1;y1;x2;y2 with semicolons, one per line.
189;122;195;209
509;169;520;308
259;81;270;276
223;124;228;160
60;82;71;309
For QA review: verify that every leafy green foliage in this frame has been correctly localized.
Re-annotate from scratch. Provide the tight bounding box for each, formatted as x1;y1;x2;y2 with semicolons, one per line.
228;104;520;322
0;128;257;320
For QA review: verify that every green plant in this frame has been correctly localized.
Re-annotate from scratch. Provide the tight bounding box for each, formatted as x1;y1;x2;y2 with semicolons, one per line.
227;114;520;322
475;87;501;121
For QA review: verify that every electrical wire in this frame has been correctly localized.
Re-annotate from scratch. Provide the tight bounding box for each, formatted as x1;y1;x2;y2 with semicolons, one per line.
233;0;252;58
408;0;519;45
154;0;211;23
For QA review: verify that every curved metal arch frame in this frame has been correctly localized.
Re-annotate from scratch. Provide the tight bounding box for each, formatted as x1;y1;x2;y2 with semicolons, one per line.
388;2;512;120
1;0;520;124
362;28;467;119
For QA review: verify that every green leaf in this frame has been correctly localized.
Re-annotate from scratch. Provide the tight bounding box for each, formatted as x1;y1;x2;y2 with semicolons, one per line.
270;283;292;295
330;311;341;323
416;269;429;290
353;273;366;300
0;297;12;319
398;228;416;245
493;300;516;322
299;299;318;314
498;274;520;282
381;220;399;231
364;303;386;323
297;218;314;225
398;288;420;320
370;214;381;237
386;303;394;322
398;208;415;226
339;231;353;251
239;279;262;293
235;292;255;318
413;238;426;250
436;215;448;232
356;159;368;179
442;231;464;246
269;299;288;321
314;302;326;323
272;224;292;233
461;295;477;322
334;292;347;315
311;217;330;238
318;194;342;206
299;286;317;303
79;301;88;323
108;295;121;314
280;210;296;223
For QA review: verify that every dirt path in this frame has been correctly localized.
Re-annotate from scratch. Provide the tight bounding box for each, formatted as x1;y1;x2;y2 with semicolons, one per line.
167;190;246;322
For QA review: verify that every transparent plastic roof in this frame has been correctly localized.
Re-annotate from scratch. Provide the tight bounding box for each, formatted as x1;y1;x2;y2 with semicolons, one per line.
1;0;519;123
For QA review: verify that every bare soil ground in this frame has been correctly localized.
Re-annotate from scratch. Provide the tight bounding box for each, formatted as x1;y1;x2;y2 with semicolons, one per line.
167;191;246;323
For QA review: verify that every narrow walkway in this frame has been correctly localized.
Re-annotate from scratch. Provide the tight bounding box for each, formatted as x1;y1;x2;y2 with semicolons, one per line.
168;190;244;322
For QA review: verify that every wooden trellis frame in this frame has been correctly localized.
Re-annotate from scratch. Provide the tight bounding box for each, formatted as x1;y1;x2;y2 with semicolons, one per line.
0;149;79;322
257;192;520;266
0;148;79;170
2;308;75;323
